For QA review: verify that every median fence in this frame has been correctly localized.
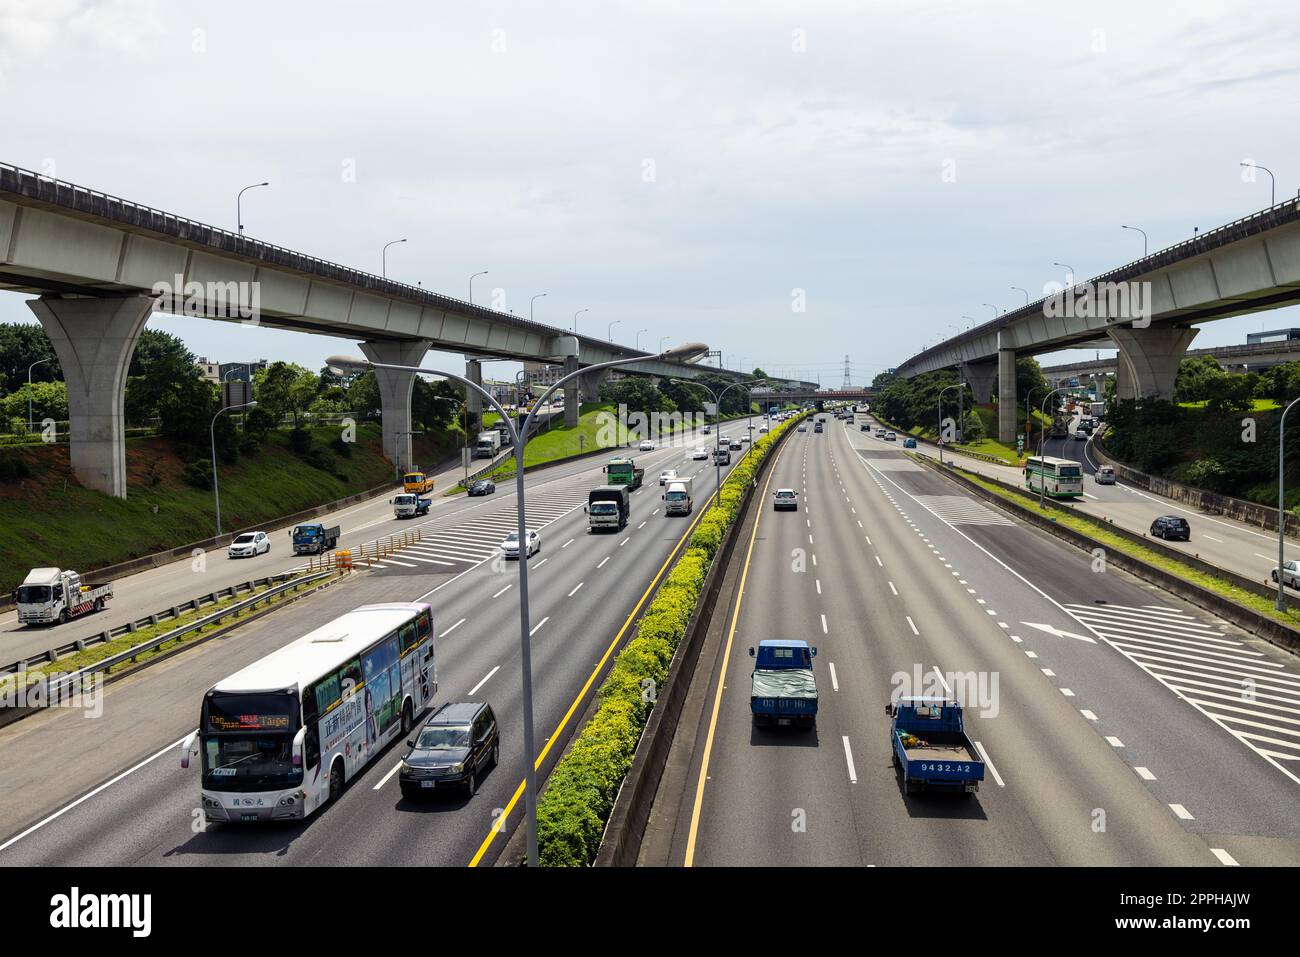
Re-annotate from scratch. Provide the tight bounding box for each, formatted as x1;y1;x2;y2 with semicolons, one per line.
302;529;425;572
529;412;806;867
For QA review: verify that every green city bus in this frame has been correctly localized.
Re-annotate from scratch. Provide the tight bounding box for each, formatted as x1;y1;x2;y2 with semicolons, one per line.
1024;455;1084;499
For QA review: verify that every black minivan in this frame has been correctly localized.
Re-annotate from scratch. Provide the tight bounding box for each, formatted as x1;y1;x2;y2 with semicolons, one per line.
1150;515;1191;541
399;701;499;798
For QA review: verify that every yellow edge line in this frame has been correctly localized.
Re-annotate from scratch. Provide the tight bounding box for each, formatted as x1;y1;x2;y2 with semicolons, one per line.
468;468;728;867
683;431;791;866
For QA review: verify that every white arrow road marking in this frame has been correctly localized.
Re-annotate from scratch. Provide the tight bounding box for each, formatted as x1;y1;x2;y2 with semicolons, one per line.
1021;621;1096;643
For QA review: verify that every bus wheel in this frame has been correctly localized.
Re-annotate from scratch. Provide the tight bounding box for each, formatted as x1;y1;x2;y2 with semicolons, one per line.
400;702;412;737
329;761;344;803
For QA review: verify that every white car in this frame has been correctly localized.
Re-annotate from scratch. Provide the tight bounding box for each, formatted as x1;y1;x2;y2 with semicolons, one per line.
740;435;751;444
228;531;270;558
501;530;541;559
691;447;709;460
639;440;656;451
759;426;769;434
659;469;679;486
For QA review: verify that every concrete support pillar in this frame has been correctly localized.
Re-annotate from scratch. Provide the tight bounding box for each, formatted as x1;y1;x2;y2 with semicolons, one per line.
360;338;431;472
563;356;580;428
1106;326;1198;400
960;359;997;404
997;348;1018;443
578;368;609;404
28;296;156;498
463;358;483;433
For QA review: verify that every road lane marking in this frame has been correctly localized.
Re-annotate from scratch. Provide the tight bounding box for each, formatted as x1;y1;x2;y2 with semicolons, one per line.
440;618;466;638
875;556;883;567
820;613;828;634
842;736;858;784
469;665;501;695
638;521;647;529
0;732;192;853
620;537;630;547
374;761;403;790
815;579;822;594
1135;766;1156;780
1203;535;1224;543
1060;688;1075;697
888;581;898;596
973;740;1005;787
1169;802;1194;820
568;582;584;597
597;556;610;568
1105;736;1125;748
931;666;951;693
905;616;919;635
529;616;550;636
492;584;512;599
562;538;574;548
829;662;839;691
1210;847;1239;866
1080;709;1098;721
684;426;794;867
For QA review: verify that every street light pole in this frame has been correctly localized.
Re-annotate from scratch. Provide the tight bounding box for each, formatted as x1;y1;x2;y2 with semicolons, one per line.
635;329;649;350
1037;387;1067;509
27;357;52;434
211;399;256;536
1121;225;1149;257
1276;396;1300;609
1240;162;1277;207
1011;286;1030;306
236;181;269;236
469;270;488;304
530;293;548;322
669;376;772;495
573;308;589;334
607;320;622;342
382;239;407;279
1053;262;1076;286
326;340;709;866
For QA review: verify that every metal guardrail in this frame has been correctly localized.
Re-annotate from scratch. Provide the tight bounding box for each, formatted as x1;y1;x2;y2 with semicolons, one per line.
1;571;307;677
15;571;337;703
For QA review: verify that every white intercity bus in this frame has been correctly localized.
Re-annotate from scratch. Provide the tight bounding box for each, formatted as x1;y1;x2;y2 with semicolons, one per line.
1024;455;1084;499
182;602;436;823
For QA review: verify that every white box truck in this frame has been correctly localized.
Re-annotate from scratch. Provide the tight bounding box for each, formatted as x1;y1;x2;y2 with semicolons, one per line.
15;567;113;626
662;477;695;516
474;431;503;459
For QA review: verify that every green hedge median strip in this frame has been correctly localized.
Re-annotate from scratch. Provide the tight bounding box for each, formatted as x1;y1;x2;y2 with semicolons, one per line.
952;466;1300;630
535;415;802;866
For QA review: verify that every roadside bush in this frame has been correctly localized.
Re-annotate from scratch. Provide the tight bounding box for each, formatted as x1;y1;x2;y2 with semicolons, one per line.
535;412;804;866
289;428;312;454
238;436;260;458
183;459;213;490
330;436;353;458
243;407;275;442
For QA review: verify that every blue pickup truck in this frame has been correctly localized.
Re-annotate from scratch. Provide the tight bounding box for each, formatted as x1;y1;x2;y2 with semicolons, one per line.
885;696;984;796
749;639;818;729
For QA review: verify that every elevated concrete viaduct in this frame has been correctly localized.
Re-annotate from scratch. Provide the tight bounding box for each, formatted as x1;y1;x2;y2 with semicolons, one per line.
0;162;738;495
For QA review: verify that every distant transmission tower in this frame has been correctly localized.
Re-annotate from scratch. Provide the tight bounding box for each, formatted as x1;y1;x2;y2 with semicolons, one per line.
842;355;851;389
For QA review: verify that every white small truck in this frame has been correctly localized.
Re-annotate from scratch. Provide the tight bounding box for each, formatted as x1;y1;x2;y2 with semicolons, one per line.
15;567;113;626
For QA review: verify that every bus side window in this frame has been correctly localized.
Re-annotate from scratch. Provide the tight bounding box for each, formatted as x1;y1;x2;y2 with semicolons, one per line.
304;726;321;770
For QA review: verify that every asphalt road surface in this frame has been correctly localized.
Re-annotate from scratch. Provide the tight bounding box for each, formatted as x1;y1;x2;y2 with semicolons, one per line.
650;413;1300;866
0;416;767;866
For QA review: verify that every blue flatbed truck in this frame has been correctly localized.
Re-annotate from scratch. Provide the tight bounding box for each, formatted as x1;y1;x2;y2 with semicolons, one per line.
749;639;818;729
885;696;984;796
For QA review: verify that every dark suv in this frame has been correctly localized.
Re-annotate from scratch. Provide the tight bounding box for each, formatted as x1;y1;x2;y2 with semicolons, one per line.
399;701;499;798
1150;515;1191;541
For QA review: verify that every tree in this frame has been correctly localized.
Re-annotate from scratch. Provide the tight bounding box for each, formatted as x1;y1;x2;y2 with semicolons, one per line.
0;380;68;430
0;322;60;393
255;362;319;428
1174;355;1227;403
598;377;673;413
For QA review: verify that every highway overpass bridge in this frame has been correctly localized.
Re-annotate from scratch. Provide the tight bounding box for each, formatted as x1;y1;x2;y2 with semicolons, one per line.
0;162;742;496
752;386;875;407
1041;337;1300;384
893;198;1300;441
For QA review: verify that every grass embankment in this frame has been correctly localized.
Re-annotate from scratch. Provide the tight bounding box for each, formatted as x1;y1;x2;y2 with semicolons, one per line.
0;423;442;594
1179;398;1281;411
889;405;1029;466
0;576;308;690
951;464;1300;629
535;413;802;866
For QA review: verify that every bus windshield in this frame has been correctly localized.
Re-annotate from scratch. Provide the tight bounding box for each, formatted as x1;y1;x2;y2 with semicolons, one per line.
201;691;299;789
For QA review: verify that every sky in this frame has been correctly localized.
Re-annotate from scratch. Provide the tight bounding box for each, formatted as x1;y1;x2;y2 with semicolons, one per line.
2;0;1299;385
